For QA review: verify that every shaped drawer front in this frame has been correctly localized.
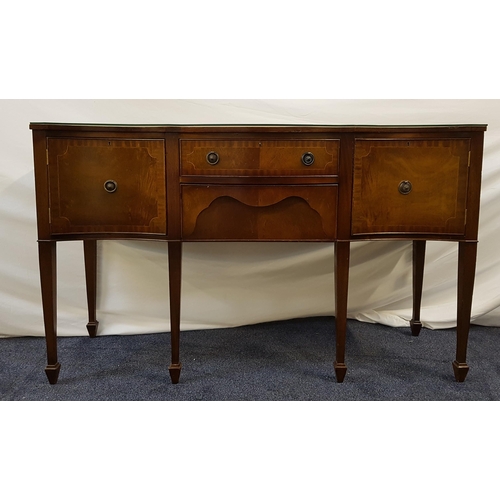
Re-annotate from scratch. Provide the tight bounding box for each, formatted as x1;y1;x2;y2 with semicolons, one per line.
182;185;337;241
351;139;471;236
47;138;166;235
180;139;339;176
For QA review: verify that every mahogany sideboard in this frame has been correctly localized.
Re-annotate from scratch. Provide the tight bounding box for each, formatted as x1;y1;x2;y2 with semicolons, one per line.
30;123;487;385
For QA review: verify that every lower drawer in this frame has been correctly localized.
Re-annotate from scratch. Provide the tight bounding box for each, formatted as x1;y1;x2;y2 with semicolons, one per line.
182;185;337;241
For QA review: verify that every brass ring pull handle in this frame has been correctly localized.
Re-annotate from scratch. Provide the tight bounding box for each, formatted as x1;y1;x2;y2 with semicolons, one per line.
206;151;220;165
398;180;412;195
104;180;118;193
301;152;315;166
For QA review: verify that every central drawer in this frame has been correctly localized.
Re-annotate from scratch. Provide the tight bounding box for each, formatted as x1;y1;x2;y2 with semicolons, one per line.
182;185;337;241
180;139;339;176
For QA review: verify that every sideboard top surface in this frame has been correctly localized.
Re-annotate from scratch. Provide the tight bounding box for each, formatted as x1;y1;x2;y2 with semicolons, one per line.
29;123;488;134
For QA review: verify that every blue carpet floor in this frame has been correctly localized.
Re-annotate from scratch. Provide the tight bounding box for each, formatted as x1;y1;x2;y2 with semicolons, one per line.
1;317;500;400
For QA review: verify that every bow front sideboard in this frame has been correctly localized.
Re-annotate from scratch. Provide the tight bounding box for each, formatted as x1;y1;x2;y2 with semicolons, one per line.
30;123;487;385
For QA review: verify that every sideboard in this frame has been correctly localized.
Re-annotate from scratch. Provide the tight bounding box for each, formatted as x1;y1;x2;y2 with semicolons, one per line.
29;123;487;385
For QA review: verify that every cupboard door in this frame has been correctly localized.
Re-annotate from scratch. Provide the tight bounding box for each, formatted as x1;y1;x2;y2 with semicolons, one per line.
47;139;166;235
351;139;470;236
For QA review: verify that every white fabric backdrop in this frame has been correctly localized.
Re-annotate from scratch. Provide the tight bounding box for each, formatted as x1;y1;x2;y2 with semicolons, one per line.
1;99;500;338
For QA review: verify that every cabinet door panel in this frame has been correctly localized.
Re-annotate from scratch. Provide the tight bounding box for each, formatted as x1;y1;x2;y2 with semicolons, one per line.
47;139;166;235
351;139;470;236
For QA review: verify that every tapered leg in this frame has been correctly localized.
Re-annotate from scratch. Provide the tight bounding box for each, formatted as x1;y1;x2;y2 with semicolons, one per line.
334;241;350;383
38;241;61;384
410;240;426;336
84;240;99;337
168;241;182;383
452;241;477;382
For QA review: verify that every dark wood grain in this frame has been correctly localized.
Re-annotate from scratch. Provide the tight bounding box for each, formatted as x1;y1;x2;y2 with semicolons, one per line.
32;130;51;240
30;123;487;385
38;241;60;384
29;123;488;134
180;139;339;176
165;133;181;240
84;240;99;337
334;241;350;382
464;132;485;241
352;139;470;235
47;138;167;235
453;241;478;382
352;139;470;236
182;185;337;241
410;240;426;336
168;241;182;384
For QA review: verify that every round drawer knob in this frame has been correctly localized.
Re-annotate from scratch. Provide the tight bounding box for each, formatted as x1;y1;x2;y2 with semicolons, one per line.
104;180;118;193
398;180;412;195
206;151;220;165
301;152;315;166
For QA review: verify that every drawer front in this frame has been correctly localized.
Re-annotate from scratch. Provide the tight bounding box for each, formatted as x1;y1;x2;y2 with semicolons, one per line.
351;139;470;236
182;185;337;240
47;139;166;235
180;139;339;176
